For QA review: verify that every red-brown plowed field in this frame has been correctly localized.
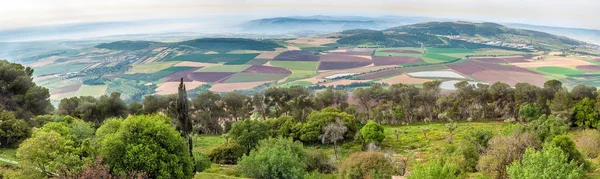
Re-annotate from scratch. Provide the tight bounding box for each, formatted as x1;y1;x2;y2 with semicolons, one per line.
357;70;402;80
274;51;320;61
188;72;235;82
380;49;422;54
576;65;600;73
242;65;292;74
329;51;373;56
449;60;546;86
373;56;424;66
165;67;203;82
319;61;373;70
51;84;82;95
473;57;529;63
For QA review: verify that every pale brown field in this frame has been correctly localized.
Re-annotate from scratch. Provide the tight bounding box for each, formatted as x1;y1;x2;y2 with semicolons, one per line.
29;56;61;67
511;57;594;69
209;81;272;92
174;61;213;67
286;46;301;51
155;81;206;95
328;49;348;53
285;38;338;46
378;74;432;85
255;48;287;59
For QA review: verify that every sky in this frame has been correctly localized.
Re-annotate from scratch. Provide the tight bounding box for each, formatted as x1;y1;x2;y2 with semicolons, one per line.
1;0;599;30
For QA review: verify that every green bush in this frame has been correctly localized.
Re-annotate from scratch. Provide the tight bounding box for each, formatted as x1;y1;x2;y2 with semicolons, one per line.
507;146;585;179
574;129;600;158
307;150;336;174
359;121;385;144
477;132;540;179
228;119;269;150
338;152;394;179
518;103;544;122
0;118;31;148
463;128;494;151
527;115;568;142
454;140;479;173
238;137;308;179
299;107;358;143
193;152;212;172
550;135;589;170
408;158;459;179
572;98;599;128
207;142;246;164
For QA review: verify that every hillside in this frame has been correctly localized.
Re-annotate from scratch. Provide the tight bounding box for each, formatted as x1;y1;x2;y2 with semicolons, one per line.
95;38;282;53
240;17;392;33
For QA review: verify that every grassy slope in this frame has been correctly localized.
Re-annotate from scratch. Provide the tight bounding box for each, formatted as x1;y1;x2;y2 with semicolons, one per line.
75;85;108;97
196;65;251;73
224;73;289;83
129;61;177;73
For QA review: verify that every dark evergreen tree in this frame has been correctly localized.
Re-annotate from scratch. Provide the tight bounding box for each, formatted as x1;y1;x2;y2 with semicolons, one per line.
176;78;194;172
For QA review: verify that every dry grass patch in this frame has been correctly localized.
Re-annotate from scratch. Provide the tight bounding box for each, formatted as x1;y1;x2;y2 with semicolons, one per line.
512;57;593;69
174;61;213;67
378;74;431;85
209;81;272;92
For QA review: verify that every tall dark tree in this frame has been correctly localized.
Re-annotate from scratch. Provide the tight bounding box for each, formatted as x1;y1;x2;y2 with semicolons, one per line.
0;60;53;119
175;78;194;171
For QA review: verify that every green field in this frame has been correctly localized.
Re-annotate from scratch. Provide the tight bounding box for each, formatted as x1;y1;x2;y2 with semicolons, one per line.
537;67;585;75
426;48;474;54
33;63;91;77
373;47;424;56
166;54;259;65
280;81;313;88
285;70;316;81
269;61;319;71
244;59;270;65
121;66;194;82
224;73;289;83
0;148;17;166
75;85;107;97
129;61;177;73
422;53;459;63
196;65;250;73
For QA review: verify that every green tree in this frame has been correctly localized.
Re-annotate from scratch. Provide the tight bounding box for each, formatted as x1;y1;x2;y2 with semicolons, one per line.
98;114;193;179
572;98;599;128
360;120;385;144
339;152;395;179
518;103;544;122
17;131;83;177
127;100;143;115
527;115;568;142
175;78;194;171
0;60;53;119
547;88;573;119
299;107;358;143
550;135;589;169
321;120;347;160
507;146;585;179
0;112;31;147
192;91;224;134
238;137;308;179
223;91;247;121
571;84;597;102
228;119;270;150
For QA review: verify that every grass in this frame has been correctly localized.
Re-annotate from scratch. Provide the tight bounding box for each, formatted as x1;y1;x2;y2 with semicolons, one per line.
75;85;107;97
32;63;91;77
373;47;424;56
0;148;17;167
128;61;177;73
121;66;195;82
269;61;319;71
426;48;474;54
224;73;289;83
166;54;259;64
193;135;225;154
196;65;250;73
537;67;585;75
422;53;459;63
286;70;316;81
244;59;270;65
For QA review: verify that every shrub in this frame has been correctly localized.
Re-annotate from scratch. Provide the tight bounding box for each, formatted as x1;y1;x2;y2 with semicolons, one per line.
299;107;358;143
408;158;459;179
238;137;308;179
550;135;589;170
338;152;394;179
193;152;212;172
359;120;385;144
507;146;585;179
454;140;479;173
207;142;246;164
463;128;494;152
574;129;600;158
526;115;568;142
572;98;599;128
477;132;540;179
518;103;544;122
228;119;269;150
307;150;336;174
0;118;31;147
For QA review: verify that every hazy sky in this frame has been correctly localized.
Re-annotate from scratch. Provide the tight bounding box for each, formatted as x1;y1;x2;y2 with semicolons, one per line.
2;0;599;30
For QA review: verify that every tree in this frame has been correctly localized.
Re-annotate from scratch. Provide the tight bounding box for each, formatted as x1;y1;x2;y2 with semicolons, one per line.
299;107;358;143
477;132;540;179
175;78;194;171
192;92;223;134
571;84;597;102
339;152;395;179
360;120;385;144
98;114;193;179
321;120;348;160
17;131;83;177
507;146;585;179
222;92;246;121
526;115;568;142
0;60;54;119
408;158;459;179
252;92;267;121
207;142;246;164
550;135;589;169
127;100;143;115
547;88;573;119
93;92;128;124
572;98;599;128
0;111;31;147
228;119;270;150
489;82;516;119
518;103;544;122
238;137;308;179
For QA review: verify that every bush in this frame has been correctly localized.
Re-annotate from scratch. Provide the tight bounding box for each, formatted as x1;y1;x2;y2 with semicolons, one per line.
228;119;270;150
359;120;385;144
408;158;459;179
463;128;494;151
207;142;246;164
339;152;394;179
307;150;336;174
574;129;600;158
572;98;599;128
477;132;540;179
193;152;212;172
550;135;589;170
299;107;358;143
0;118;32;148
507;146;585;179
518;103;544;122
454;140;479;173
238;137;308;179
527;115;568;142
